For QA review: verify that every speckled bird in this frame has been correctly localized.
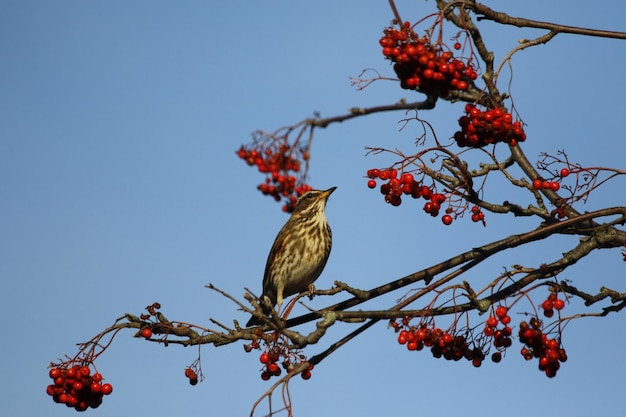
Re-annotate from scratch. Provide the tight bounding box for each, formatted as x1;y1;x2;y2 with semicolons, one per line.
247;187;336;326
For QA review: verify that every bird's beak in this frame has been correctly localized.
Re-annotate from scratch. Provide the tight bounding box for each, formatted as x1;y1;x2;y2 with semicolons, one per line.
323;187;337;199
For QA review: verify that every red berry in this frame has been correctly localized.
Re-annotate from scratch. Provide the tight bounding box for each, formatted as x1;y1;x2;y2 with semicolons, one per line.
521;347;533;360
367;179;377;189
542;299;554;311
90;382;102;393
532;179;543;190
301;370;312;380
415;329;427;342
397;330;409;345
486;316;498;328
432;193;446;204
406;341;419;351
259;352;270;364
67;366;78;378
101;383;113;395
140;328;152;339
92;373;103;382
367;168;380;178
49;368;61;379
495;306;508;319
560;168;570;177
441;214;453;225
79;366;90;377
550;181;560;191
453;42;461;50
538;356;550;370
400;172;414;184
553;299;565;310
420;186;432;200
379;37;393;48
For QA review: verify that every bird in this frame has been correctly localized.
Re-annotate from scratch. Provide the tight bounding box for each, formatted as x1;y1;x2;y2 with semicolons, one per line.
246;187;336;327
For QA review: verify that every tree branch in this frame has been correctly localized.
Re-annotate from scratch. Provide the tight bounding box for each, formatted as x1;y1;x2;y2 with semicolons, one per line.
469;1;626;40
285;207;626;327
309;97;437;128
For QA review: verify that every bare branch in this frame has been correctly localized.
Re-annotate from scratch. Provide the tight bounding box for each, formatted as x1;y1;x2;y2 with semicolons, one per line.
309;97;437;128
469;1;626;40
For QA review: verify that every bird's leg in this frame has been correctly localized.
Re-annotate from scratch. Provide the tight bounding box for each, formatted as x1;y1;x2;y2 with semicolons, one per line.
276;287;284;315
307;283;316;300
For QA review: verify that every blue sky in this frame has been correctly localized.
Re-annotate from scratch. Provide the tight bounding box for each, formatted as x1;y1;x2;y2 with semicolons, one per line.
2;1;626;416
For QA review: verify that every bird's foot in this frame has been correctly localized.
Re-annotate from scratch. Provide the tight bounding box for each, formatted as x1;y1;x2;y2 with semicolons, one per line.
307;283;316;300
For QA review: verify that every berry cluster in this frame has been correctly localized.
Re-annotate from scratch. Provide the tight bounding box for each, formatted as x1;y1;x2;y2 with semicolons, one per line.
380;22;477;97
470;205;486;225
394;323;488;367
46;365;112;411
258;350;314;381
390;301;570;377
259;351;282;380
366;168;450;217
366;168;490;226
237;143;312;212
366;168;422;206
534;167;571;194
541;292;565;318
454;104;526;148
519;318;567;378
532;178;560;192
245;335;314;381
483;306;513;353
184;367;199;386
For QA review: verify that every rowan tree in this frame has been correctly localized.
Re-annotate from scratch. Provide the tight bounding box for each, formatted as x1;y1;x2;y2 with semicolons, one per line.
47;2;626;415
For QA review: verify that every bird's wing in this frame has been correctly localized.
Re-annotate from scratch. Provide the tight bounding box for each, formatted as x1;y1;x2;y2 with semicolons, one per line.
260;228;288;304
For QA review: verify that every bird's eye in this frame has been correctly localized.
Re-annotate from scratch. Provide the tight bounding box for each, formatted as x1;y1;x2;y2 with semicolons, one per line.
306;192;314;198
